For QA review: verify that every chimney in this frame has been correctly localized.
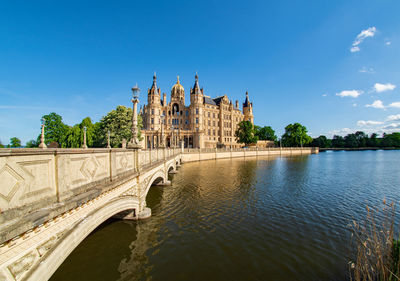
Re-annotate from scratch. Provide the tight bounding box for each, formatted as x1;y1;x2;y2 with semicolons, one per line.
235;100;239;109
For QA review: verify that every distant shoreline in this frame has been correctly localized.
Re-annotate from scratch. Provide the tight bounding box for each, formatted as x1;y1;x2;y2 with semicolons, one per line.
319;147;400;151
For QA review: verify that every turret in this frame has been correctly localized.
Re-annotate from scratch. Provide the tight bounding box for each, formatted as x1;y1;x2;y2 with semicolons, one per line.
243;91;254;124
146;73;161;130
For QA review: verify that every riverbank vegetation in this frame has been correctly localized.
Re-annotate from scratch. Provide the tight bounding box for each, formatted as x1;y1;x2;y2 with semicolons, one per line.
2;105;143;148
312;132;400;149
350;200;400;281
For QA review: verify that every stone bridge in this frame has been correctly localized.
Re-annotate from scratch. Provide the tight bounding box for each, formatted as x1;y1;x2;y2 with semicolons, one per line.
0;146;318;280
0;148;181;281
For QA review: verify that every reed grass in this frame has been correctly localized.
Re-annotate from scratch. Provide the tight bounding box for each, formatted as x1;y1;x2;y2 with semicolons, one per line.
350;200;400;281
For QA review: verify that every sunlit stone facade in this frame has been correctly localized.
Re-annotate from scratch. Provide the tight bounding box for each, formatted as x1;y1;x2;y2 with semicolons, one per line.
140;74;254;149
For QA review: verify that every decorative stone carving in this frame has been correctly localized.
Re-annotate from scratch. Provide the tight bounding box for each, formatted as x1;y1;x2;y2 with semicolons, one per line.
7;251;38;280
80;156;99;180
0;164;24;203
37;236;57;257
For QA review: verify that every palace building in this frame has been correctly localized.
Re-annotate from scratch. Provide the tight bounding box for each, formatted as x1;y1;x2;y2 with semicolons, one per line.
140;74;254;149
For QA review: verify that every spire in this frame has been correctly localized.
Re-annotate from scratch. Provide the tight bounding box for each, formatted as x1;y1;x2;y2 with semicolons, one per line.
177;75;180;84
193;72;200;93
243;91;251;107
150;72;158;95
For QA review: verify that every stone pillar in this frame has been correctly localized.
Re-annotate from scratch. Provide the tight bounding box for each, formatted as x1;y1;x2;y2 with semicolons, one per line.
82;126;88;149
39;118;47;149
107;130;111;148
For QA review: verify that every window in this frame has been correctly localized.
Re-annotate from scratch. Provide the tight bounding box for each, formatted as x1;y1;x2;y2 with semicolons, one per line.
151;109;154;115
213;121;215;126
185;110;189;116
213;130;215;136
163;111;166;116
185;120;188;125
180;119;182;124
208;129;211;135
196;108;199;115
208;112;210;117
213;113;215;118
151;118;154;124
196;118;199;124
208;120;210;126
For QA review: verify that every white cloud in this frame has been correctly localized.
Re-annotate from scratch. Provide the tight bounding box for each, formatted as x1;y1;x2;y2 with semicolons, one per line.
359;67;375;73
385;41;391;46
322;94;327;97
374;83;396;93
386;114;400;122
389;102;400;108
336;90;363;98
366;100;385;109
383;123;400;129
353;103;357;107
357;120;384;126
350;27;377;52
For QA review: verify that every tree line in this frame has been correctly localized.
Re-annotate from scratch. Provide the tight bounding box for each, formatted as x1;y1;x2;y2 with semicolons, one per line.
0;105;142;148
311;132;400;148
235;121;400;148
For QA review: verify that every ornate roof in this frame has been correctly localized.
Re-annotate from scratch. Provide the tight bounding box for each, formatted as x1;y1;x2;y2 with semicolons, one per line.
171;76;184;93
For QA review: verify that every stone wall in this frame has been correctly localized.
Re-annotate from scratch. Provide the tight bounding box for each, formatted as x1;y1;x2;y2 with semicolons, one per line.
181;147;319;163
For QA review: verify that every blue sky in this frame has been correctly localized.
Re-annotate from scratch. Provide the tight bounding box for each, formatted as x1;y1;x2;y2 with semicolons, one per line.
1;0;400;144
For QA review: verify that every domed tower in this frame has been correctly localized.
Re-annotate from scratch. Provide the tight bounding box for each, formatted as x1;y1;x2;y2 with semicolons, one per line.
171;76;185;103
243;91;254;124
146;73;161;130
190;73;204;147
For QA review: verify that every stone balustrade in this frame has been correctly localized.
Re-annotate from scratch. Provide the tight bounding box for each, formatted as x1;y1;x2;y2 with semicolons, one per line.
0;148;180;244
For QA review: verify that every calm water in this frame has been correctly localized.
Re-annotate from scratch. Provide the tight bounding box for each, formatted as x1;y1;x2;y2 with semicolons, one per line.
51;150;400;281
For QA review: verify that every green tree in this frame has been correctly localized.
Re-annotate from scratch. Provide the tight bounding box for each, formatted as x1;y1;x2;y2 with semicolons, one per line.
64;125;82;148
10;137;21;147
26;139;38;148
98;105;135;148
311;135;331;148
42;112;68;147
332;135;345;148
0;140;4;148
235;121;258;146
344;134;358;148
281;123;312;147
382;132;400;147
367;133;380;147
255;125;277;141
355;131;368;147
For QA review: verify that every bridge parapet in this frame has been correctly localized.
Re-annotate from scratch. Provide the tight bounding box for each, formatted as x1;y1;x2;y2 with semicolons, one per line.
0;148;180;244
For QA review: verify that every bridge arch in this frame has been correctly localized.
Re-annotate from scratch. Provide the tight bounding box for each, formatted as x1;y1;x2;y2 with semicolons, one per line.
27;196;140;281
142;169;167;199
166;162;175;174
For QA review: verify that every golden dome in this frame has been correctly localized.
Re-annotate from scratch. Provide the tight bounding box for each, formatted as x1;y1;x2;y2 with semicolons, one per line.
171;75;184;93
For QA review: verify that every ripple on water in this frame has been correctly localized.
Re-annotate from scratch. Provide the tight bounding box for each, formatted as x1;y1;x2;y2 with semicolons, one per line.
50;151;400;281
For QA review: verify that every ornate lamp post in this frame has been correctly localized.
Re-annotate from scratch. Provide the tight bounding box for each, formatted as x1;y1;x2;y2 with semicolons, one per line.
128;84;140;148
39;118;47;149
107;130;111;148
82;126;88;149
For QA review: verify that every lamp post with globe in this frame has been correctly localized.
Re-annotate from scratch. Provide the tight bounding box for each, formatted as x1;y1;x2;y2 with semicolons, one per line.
128;84;140;148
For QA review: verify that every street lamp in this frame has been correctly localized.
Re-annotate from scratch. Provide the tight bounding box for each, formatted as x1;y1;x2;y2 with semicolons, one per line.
39;118;47;149
128;84;140;148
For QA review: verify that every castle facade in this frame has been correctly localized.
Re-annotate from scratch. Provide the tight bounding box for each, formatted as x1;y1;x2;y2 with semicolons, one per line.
140;74;253;149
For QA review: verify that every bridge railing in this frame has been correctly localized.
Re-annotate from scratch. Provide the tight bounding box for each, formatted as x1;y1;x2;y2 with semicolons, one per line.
183;147;319;154
0;148;180;219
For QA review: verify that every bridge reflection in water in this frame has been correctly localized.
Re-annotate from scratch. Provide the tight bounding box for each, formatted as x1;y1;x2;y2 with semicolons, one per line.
0;147;317;281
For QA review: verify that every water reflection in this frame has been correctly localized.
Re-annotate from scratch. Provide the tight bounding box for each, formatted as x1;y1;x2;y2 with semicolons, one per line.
51;151;400;281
